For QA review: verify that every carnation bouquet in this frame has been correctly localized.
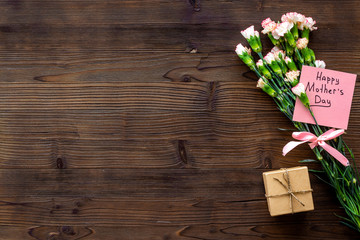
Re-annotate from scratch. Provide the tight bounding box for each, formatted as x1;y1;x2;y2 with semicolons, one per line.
235;12;360;231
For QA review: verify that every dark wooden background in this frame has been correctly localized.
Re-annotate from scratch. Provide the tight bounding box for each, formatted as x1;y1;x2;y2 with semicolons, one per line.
0;0;359;239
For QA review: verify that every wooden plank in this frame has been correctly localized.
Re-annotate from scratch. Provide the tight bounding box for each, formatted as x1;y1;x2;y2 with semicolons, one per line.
0;0;357;26
0;1;358;54
0;172;357;239
0;23;358;54
0;138;322;169
0;172;350;225
0;80;359;168
0;169;266;199
0;0;359;239
0;52;358;84
0;223;357;240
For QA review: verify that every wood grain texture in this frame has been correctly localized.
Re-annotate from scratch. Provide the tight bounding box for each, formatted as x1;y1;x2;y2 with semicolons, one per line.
0;171;355;239
0;223;355;240
0;0;359;239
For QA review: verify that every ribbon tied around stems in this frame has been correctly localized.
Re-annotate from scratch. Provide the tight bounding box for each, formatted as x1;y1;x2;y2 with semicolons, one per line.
282;128;349;167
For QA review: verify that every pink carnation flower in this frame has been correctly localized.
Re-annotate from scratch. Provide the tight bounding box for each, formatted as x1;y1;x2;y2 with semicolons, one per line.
274;50;286;61
270;46;281;53
285;70;300;83
270;46;284;59
296;38;309;49
281;12;305;24
299;17;317;31
262;18;273;27
264;52;276;64
261;18;277;34
272;21;293;39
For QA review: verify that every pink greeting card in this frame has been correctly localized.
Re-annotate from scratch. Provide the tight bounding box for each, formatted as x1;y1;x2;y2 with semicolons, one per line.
293;66;357;129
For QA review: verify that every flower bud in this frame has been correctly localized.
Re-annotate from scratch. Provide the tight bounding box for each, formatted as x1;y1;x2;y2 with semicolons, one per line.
301;28;310;40
299;17;317;40
285;70;300;87
264;52;283;76
273;21;296;47
299;17;317;31
308;48;316;62
281;12;305;26
261;18;277;34
256;59;272;79
257;78;277;97
294;48;304;65
291;24;299;40
315;60;326;69
241;25;262;53
273;50;288;75
285;41;294;56
267;33;280;46
296;38;309;50
292;83;310;108
284;56;298;71
301;48;312;65
235;43;256;70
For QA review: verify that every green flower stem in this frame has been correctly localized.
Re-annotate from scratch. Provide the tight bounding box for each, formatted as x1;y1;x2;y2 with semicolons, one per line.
309;108;324;135
254;68;282;94
267;33;280;46
301;28;310;40
295;48;304;65
257;53;284;83
278;75;296;99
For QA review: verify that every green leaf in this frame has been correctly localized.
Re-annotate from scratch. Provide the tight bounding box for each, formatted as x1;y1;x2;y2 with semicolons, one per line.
299;159;319;163
277;128;295;131
334;213;352;222
308;169;324;173
340;221;358;231
313;173;333;187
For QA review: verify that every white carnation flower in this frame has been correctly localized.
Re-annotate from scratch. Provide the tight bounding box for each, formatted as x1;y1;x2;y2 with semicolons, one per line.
235;43;251;55
285;70;300;82
315;60;326;69
284;56;292;64
264;52;276;64
271;46;281;53
257;78;266;88
299;17;317;31
256;59;264;67
272;21;293;39
292;83;306;97
241;25;257;39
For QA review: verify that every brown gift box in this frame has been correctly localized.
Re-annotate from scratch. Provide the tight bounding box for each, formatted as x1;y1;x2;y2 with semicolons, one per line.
263;166;314;216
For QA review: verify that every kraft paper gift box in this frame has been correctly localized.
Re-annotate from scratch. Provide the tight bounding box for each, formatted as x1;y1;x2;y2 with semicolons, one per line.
263;166;314;216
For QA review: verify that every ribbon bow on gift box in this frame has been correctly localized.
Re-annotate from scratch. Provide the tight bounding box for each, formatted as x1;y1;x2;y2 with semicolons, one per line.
282;128;349;167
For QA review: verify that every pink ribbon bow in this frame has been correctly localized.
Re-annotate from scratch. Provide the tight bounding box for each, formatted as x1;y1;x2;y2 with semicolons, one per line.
282;128;349;167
